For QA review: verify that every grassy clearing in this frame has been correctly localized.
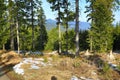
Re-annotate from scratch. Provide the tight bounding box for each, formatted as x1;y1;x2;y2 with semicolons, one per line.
1;50;120;80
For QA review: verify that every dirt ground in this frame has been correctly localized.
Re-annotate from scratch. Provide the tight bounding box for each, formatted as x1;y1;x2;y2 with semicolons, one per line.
1;50;120;80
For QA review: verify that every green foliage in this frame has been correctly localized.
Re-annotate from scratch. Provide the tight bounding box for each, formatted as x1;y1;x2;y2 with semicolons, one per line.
0;0;9;49
113;22;120;50
79;30;89;51
43;57;48;63
73;60;81;68
86;0;114;52
35;6;48;51
61;29;75;51
0;0;47;51
102;62;110;73
45;28;59;50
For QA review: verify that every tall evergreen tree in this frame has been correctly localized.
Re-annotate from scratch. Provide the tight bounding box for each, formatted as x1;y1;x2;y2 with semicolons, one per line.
25;0;42;51
47;0;63;53
113;22;120;50
86;0;114;52
8;0;16;50
0;0;8;50
61;0;75;53
35;3;48;51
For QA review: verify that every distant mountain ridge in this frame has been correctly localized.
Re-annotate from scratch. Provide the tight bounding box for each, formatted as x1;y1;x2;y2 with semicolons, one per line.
45;19;91;31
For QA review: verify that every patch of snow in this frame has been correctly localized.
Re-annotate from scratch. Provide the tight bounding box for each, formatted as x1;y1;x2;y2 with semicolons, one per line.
71;76;79;80
40;62;47;66
13;57;53;75
80;77;94;80
80;76;86;80
13;62;24;75
34;58;44;61
30;64;40;69
48;51;57;54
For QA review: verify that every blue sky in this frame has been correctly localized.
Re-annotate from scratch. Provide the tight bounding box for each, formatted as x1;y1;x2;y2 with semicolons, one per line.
42;0;120;23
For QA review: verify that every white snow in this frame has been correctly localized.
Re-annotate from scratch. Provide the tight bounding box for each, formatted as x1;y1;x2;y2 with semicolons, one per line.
13;57;53;75
13;62;24;75
30;64;40;69
71;76;79;80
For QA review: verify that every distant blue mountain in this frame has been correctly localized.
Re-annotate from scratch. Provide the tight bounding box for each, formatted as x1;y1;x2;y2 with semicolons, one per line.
45;19;91;31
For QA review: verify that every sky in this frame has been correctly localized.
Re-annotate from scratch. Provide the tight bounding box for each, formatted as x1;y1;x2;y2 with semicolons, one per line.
41;0;120;23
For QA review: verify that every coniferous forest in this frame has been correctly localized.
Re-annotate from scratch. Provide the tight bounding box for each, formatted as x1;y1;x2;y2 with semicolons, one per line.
0;0;120;80
0;0;120;54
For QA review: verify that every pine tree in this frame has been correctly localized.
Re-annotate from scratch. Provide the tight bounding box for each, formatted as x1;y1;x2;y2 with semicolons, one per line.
35;3;48;51
61;0;75;53
47;0;63;53
0;0;8;50
113;22;120;50
86;0;114;52
8;0;16;50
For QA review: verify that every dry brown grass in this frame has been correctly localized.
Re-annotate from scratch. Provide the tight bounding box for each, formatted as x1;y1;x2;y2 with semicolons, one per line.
1;50;120;80
0;51;22;65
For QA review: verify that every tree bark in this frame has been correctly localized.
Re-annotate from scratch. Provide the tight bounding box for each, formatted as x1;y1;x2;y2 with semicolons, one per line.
75;0;79;56
2;44;5;50
58;1;61;53
31;0;35;51
90;36;93;52
10;24;14;50
66;23;68;53
16;20;20;54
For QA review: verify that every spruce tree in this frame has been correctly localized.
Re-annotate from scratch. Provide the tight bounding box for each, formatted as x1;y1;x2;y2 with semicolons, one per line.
61;0;75;53
47;0;63;53
86;0;114;52
0;0;8;50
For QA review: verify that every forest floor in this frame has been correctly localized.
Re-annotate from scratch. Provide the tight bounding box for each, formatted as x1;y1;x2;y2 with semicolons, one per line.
0;50;120;80
0;65;10;80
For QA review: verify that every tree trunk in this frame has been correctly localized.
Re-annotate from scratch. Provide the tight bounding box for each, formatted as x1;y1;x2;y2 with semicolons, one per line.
31;0;35;51
66;0;68;53
66;23;68;53
90;36;93;52
2;44;5;50
58;1;61;53
10;24;14;50
75;0;79;56
16;20;20;54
